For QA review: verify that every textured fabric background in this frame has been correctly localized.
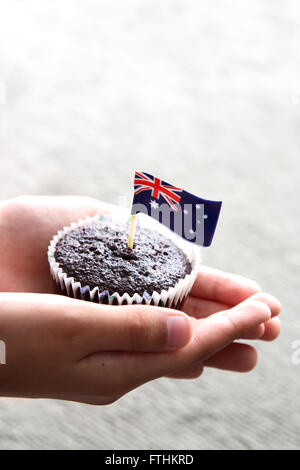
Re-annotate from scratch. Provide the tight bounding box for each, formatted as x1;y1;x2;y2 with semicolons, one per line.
0;0;299;450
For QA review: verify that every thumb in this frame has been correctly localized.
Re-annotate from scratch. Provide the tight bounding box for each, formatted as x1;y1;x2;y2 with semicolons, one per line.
73;302;193;355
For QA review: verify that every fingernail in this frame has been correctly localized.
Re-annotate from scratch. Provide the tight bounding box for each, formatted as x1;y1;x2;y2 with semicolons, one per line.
167;316;190;348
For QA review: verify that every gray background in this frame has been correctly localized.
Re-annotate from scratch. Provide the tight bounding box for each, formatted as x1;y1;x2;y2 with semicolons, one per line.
0;0;299;450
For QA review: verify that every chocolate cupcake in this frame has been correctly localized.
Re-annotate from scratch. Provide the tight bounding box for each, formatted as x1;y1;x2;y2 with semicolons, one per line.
48;214;200;308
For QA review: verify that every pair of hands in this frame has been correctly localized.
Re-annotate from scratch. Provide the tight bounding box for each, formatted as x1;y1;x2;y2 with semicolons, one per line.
0;196;281;405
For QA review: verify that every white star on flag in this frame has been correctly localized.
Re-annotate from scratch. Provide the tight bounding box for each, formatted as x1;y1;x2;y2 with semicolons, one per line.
150;199;159;210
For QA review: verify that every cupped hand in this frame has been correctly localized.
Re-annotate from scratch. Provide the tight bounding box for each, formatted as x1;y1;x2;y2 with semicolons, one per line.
0;196;281;404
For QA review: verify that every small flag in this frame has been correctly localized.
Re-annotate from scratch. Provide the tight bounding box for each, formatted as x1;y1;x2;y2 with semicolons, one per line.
130;171;222;247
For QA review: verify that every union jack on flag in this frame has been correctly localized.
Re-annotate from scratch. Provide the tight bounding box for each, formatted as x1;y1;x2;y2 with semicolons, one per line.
131;171;222;247
134;171;182;211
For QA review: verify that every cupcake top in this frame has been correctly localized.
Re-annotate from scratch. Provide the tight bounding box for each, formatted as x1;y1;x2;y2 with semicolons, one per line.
54;221;191;297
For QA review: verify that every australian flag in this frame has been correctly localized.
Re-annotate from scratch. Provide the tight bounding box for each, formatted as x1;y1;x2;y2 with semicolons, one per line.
131;171;222;247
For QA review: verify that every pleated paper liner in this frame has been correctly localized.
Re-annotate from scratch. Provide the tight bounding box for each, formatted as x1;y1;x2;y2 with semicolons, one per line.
48;211;201;309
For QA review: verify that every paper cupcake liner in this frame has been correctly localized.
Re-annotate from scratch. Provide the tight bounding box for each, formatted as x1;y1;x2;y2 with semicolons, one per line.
47;211;201;309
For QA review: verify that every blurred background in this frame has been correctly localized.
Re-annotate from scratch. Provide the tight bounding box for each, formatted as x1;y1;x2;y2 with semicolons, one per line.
0;0;299;450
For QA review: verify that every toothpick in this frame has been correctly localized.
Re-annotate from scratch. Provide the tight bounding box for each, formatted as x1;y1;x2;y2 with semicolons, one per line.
127;214;137;249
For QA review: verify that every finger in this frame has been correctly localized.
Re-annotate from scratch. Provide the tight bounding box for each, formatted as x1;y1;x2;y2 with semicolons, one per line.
165;363;204;379
191;316;281;341
242;323;266;340
201;316;281;342
248;292;281;318
73;302;193;354
189;291;280;356
238;293;281;339
166;342;258;378
182;296;228;318
0;293;192;355
204;343;257;372
182;297;269;340
188;292;280;342
260;317;281;341
189;266;261;305
184;284;280;328
189;296;271;361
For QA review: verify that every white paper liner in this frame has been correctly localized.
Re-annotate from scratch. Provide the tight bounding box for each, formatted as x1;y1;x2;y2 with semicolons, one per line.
47;210;201;308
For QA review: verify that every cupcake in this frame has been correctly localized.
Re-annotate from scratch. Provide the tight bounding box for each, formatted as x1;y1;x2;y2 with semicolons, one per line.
48;213;200;309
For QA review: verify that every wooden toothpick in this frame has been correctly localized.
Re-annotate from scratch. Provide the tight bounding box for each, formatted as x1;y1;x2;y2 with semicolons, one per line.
127;214;137;249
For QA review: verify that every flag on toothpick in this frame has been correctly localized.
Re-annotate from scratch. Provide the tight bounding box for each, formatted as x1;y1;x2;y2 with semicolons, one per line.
128;171;222;248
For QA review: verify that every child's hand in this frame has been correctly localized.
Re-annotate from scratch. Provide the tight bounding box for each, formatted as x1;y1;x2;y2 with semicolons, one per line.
0;292;192;404
0;196;281;403
0;290;279;405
